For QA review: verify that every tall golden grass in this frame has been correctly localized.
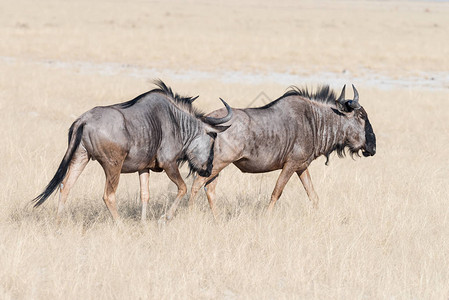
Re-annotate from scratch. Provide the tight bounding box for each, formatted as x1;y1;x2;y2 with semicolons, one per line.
1;0;449;299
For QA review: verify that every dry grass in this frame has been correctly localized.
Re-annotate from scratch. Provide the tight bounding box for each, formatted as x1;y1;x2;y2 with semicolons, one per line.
1;0;449;299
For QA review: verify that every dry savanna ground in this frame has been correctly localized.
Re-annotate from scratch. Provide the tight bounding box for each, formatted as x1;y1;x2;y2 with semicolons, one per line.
1;0;449;299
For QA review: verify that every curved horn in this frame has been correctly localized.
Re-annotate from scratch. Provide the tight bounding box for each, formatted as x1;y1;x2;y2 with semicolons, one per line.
337;84;346;104
204;98;233;125
345;84;361;110
352;84;359;103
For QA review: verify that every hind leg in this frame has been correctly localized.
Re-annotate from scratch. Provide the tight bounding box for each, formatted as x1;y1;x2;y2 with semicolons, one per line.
57;148;89;223
267;164;296;212
139;169;150;222
101;162;124;222
103;173;121;222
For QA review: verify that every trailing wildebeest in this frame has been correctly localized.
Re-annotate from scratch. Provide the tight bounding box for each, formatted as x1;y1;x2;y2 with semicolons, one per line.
32;80;232;222
166;84;375;219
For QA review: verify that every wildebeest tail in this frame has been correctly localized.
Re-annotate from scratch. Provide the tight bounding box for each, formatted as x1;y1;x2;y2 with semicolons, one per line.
32;121;85;207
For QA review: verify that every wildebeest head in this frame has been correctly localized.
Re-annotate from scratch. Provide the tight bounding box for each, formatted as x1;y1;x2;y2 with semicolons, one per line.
334;84;376;158
184;98;233;177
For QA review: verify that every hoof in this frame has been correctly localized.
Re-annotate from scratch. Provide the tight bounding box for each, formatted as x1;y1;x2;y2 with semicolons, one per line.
158;214;171;227
114;219;124;230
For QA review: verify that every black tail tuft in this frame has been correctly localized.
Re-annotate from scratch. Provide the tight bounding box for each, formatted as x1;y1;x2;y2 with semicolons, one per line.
32;122;84;207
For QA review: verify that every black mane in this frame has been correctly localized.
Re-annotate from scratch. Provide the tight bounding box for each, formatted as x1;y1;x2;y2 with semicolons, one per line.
150;79;199;107
119;80;202;117
258;85;337;109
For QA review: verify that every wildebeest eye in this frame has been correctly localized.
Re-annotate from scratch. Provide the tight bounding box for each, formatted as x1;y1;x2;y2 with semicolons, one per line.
207;132;217;139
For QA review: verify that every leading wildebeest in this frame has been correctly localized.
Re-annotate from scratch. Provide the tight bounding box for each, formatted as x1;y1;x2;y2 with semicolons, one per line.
32;80;232;222
166;84;375;219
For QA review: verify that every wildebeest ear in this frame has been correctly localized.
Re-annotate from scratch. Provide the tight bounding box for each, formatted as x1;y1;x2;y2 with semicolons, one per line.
335;101;354;113
206;124;231;133
336;103;359;114
335;101;348;113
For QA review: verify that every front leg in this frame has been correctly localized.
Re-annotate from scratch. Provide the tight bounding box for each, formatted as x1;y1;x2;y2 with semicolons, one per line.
138;169;150;222
163;163;187;221
188;175;210;209
297;168;319;209
204;175;219;220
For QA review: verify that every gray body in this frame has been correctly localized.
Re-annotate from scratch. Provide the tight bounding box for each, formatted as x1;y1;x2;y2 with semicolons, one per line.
171;85;376;218
32;81;232;222
81;94;202;173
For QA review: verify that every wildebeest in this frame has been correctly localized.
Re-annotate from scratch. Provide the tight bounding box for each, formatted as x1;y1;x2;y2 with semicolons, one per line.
166;84;375;219
32;80;232;222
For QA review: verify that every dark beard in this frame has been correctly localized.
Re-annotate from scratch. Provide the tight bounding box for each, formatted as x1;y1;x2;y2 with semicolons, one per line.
324;142;361;166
